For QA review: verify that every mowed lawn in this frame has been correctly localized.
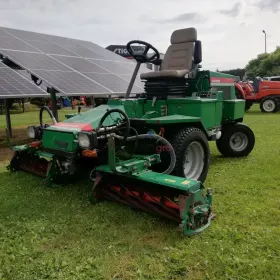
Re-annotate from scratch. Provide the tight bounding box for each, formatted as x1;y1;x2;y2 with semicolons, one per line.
0;108;78;129
0;105;280;280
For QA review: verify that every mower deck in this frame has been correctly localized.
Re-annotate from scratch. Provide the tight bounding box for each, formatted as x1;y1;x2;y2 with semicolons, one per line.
93;163;213;236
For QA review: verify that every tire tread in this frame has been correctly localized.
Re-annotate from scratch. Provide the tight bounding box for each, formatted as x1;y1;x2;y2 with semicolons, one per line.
171;127;210;182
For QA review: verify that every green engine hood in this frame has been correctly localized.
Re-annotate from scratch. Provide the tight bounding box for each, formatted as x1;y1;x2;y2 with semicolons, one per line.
46;102;126;133
41;101;127;153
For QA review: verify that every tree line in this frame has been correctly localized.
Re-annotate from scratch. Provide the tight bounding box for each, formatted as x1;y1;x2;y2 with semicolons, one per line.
218;46;280;80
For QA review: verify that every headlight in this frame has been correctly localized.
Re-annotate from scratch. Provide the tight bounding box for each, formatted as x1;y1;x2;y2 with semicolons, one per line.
27;126;35;138
27;125;41;139
78;132;98;149
78;133;90;148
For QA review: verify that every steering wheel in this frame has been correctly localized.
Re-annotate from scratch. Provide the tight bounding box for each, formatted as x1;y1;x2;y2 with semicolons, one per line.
126;40;160;63
95;108;130;143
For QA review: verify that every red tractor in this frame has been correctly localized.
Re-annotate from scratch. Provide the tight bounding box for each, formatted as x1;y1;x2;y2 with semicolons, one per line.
235;77;280;113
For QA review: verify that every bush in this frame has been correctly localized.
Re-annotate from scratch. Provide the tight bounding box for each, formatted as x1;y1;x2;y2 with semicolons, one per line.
30;97;50;107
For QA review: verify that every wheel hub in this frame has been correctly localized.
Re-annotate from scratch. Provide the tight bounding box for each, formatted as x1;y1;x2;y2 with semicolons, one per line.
183;141;205;180
229;132;248;152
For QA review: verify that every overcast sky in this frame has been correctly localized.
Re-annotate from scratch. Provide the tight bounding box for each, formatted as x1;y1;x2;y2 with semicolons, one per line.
0;0;279;71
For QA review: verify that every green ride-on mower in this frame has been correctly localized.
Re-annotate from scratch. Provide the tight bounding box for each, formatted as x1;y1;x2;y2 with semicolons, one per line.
7;27;255;236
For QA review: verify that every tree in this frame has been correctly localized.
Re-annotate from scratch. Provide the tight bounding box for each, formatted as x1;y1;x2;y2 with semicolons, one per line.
217;68;246;80
245;47;280;79
30;97;50;107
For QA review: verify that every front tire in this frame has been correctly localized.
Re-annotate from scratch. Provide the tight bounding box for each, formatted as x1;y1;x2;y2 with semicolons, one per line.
235;89;252;112
216;123;255;157
172;127;210;183
245;101;253;112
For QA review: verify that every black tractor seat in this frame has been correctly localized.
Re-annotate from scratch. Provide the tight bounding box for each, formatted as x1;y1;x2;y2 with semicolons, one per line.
140;27;202;99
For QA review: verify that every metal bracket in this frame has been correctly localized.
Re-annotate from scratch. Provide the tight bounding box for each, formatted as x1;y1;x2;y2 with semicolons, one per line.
91;172;102;192
108;136;117;172
152;96;157;107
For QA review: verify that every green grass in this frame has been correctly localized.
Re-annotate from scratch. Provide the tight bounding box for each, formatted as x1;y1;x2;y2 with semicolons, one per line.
0;108;76;129
0;105;280;279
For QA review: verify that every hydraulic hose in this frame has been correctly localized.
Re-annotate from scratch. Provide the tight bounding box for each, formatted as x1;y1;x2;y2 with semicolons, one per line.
96;109;175;174
114;133;176;175
127;127;139;159
39;106;58;129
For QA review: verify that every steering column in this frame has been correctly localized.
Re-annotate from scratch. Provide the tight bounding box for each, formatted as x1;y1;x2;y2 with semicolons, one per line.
125;40;160;98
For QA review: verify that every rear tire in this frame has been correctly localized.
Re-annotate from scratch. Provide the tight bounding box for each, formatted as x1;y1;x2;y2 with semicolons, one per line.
235;89;243;99
171;127;210;183
260;97;278;113
245;101;253;112
235;89;252;112
216;123;255;157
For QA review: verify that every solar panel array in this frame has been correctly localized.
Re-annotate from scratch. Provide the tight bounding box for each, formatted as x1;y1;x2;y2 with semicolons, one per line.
0;61;48;98
0;26;148;96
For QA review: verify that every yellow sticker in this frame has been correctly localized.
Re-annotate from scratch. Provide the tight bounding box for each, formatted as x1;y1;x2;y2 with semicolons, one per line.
164;179;176;183
181;180;190;185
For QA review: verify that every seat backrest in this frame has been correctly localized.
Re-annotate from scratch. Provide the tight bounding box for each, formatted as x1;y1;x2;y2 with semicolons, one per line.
253;77;261;93
161;27;201;71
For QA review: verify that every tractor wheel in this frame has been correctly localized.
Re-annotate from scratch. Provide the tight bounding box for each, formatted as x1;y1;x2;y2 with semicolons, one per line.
245;101;253;112
235;89;252;112
260;97;278;113
235;89;243;100
171;127;210;183
216;123;255;157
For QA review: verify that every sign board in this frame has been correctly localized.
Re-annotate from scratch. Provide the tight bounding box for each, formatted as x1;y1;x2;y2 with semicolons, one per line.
106;45;145;58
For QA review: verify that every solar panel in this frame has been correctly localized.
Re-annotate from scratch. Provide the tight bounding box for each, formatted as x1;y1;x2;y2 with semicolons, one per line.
1;26;135;63
27;41;79;57
33;70;113;95
87;59;135;75
0;50;70;71
82;73;141;93
1;50;144;95
78;41;128;62
16;69;49;92
60;45;104;59
44;34;87;48
51;55;110;73
0;61;48;98
0;28;13;37
3;27;50;42
0;37;39;52
119;74;144;88
0;26;149;96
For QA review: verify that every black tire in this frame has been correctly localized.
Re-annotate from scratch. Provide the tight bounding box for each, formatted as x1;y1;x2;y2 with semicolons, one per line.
276;99;280;112
260;97;278;113
171;127;210;183
216;123;255;157
245;101;252;112
235;88;244;99
235;89;252;112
